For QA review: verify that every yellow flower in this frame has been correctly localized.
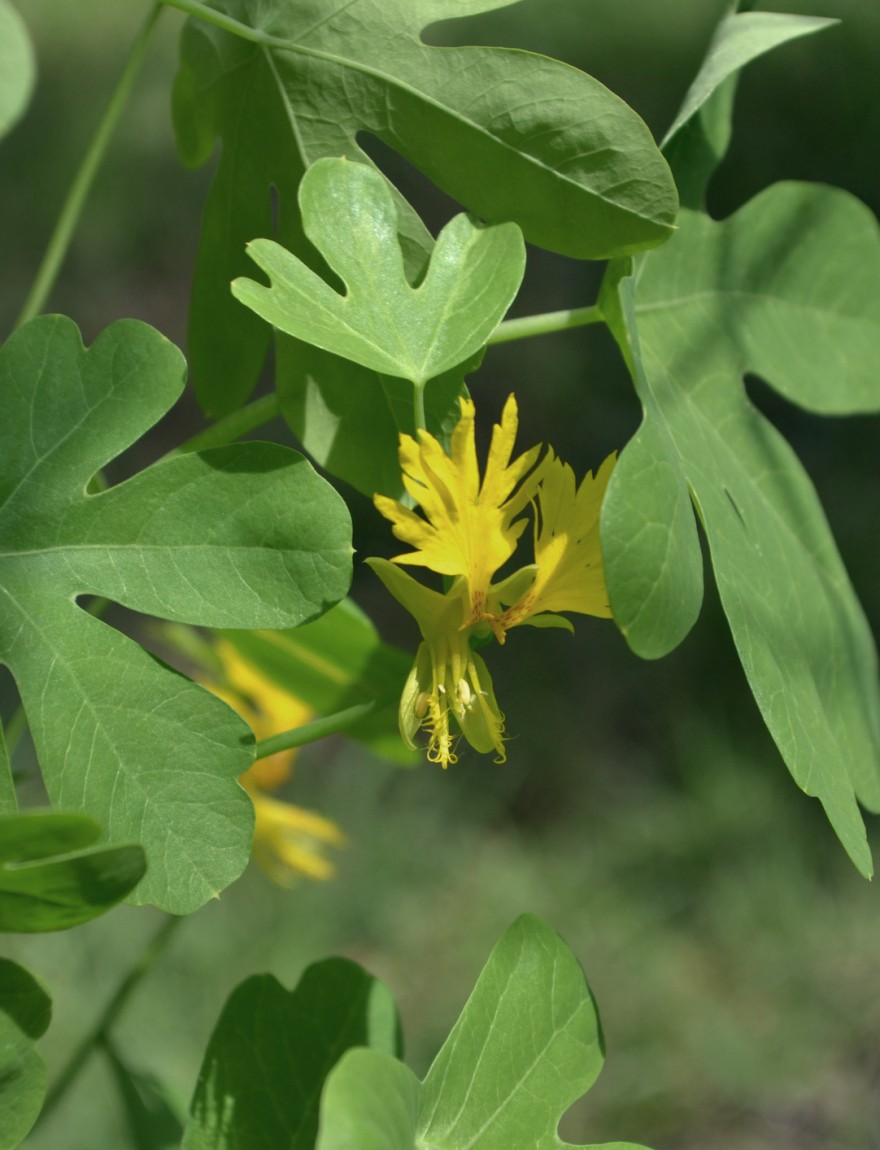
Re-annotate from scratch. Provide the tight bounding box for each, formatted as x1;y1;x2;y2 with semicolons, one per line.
206;641;347;883
247;793;347;887
370;394;616;766
373;395;544;627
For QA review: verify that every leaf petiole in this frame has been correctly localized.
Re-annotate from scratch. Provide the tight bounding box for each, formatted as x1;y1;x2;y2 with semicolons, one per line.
254;699;389;759
158;0;290;47
413;383;427;433
165;393;282;458
488;304;604;345
163;305;601;457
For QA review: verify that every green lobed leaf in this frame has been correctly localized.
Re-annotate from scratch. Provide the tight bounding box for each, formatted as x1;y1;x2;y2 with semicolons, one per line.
221;597;416;764
183;958;401;1150
234;157;525;387
173;0;677;415
662;8;836;207
597;259;704;660
317;915;650;1150
0;0;35;141
317;1053;419;1150
0;958;50;1150
600;183;880;876
0;316;352;913
0;812;145;932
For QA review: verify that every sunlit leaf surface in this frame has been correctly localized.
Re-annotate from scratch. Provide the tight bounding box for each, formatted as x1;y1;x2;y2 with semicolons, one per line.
173;0;677;415
0;316;352;912
183;959;400;1150
317;915;650;1150
601;185;880;877
234;157;525;386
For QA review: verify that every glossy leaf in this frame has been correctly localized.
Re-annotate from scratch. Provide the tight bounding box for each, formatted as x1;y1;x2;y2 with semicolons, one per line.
0;316;352;913
183;958;400;1150
234;158;525;387
0;812;145;932
0;0;35;141
0;959;50;1150
662;8;835;207
317;915;649;1150
221;598;415;764
600;183;880;876
173;0;677;414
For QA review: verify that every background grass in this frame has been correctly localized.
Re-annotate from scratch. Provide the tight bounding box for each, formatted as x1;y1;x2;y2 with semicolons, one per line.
2;1;879;1147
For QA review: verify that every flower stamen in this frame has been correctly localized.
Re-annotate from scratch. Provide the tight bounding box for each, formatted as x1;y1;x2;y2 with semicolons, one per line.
368;395;616;769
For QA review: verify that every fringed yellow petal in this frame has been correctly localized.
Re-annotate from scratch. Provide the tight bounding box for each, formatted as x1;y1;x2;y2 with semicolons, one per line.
449;397;479;500
215;641;311;735
250;790;347;885
481;395;541;510
370;392;617;770
254;794;347;845
193;636;346;883
522;451;616;621
204;642;315;790
372;394;543;621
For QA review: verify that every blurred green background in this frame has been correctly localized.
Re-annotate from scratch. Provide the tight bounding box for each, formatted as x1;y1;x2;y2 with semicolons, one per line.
2;1;879;1148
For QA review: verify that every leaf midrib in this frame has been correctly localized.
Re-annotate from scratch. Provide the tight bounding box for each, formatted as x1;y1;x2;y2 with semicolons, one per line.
636;338;865;795
640;337;852;589
191;3;672;230
283;39;666;226
0;542;349;560
636;286;878;326
244;247;422;378
0;585;233;902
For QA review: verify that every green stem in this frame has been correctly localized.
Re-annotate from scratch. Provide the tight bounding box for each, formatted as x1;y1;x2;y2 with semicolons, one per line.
413;384;427;433
38;914;183;1125
254;699;386;759
164;393;282;459
158;0;291;45
488;305;603;345
14;5;163;330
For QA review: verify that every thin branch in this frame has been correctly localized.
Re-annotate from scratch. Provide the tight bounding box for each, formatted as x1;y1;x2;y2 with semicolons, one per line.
157;0;291;46
38;914;183;1125
488;305;604;345
15;5;163;329
164;393;282;459
254;699;388;758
